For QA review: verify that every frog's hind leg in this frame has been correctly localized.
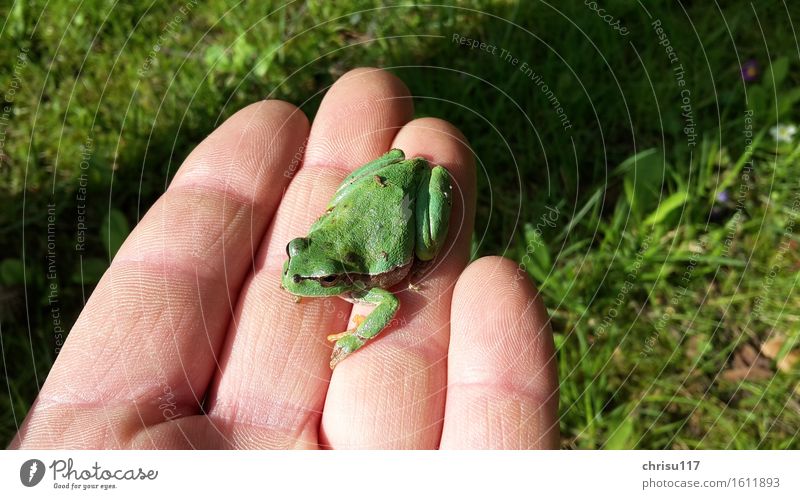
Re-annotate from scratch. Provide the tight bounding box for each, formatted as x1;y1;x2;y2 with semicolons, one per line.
326;314;366;342
414;165;453;261
329;288;399;369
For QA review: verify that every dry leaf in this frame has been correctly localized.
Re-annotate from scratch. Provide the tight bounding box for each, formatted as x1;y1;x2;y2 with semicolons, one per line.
777;350;800;373
761;336;786;359
739;344;759;366
721;367;773;382
723;343;775;381
760;336;799;373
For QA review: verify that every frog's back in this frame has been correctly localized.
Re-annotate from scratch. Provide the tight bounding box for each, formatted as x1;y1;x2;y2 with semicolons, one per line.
309;159;425;275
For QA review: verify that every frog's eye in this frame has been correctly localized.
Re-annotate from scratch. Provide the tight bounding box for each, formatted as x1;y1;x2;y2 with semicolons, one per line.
287;237;310;257
319;275;340;287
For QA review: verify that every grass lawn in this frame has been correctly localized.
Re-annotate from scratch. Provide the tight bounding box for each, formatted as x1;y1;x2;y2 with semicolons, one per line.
1;0;799;448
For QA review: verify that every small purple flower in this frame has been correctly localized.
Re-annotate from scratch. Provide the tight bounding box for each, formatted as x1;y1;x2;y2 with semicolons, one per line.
741;59;759;82
716;190;730;203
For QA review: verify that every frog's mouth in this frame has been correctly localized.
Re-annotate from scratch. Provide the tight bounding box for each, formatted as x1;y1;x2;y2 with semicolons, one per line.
293;271;369;287
283;265;380;294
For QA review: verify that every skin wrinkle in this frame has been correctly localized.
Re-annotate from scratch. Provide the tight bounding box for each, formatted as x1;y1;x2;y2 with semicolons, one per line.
112;247;227;288
118;188;255;275
453;388;548;449
42;341;205;418
61;262;216;401
207;384;322;449
17;404;138;449
209;396;320;437
448;330;553;400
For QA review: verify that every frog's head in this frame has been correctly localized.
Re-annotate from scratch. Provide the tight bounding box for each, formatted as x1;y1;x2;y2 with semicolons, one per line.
281;237;356;296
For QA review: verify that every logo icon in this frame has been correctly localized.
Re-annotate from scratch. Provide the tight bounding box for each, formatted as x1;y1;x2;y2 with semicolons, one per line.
20;459;45;487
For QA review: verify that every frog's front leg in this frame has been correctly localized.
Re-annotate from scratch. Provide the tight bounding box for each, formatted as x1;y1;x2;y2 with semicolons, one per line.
329;288;399;369
415;165;453;261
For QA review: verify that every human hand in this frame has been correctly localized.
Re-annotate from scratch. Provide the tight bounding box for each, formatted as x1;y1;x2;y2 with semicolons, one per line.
12;68;558;449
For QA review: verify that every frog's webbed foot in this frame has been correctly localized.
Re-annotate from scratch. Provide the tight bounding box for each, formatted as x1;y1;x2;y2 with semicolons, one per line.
327;289;399;369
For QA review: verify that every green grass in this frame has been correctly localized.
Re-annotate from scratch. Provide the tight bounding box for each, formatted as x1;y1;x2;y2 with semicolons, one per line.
2;0;799;448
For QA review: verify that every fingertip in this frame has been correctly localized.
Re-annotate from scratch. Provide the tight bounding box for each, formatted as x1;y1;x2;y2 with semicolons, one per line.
304;67;413;169
337;67;411;97
454;256;544;311
209;99;310;142
451;256;553;376
171;99;310;197
243;98;310;127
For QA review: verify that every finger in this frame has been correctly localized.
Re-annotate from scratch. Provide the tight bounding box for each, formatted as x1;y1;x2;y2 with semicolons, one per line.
12;101;310;449
320;118;476;449
440;256;559;449
206;68;413;448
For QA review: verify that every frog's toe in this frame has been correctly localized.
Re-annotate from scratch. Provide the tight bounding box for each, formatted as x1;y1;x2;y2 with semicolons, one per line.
326;331;348;342
329;349;345;370
329;335;365;369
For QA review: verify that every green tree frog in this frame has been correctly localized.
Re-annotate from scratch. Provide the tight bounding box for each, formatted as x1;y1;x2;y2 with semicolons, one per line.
281;149;453;369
